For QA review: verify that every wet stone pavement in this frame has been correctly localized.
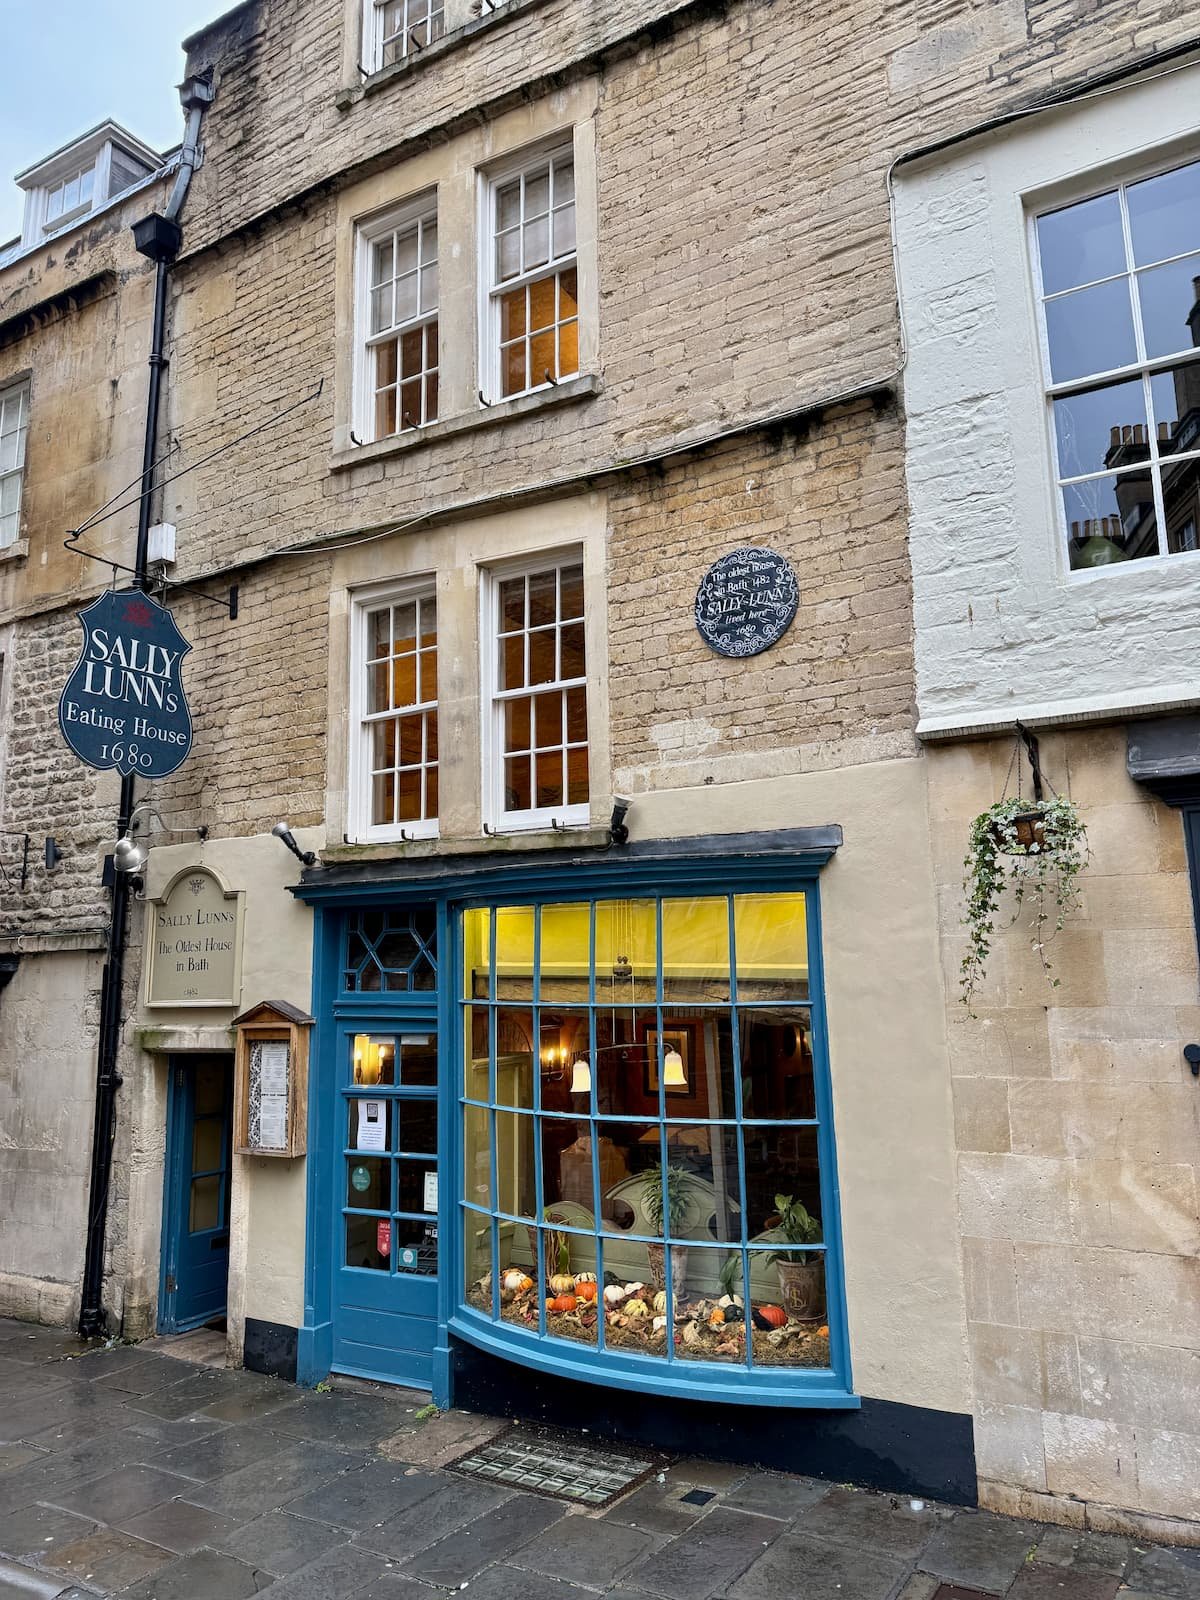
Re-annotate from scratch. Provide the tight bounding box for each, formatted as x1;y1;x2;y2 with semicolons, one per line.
0;1320;1198;1600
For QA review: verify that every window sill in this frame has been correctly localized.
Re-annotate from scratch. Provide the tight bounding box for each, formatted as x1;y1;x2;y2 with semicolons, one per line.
330;372;601;473
337;0;558;108
450;1308;861;1410
0;538;28;565
322;824;612;865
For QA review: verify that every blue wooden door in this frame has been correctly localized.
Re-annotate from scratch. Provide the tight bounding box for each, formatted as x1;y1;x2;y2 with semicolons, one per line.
332;1020;441;1386
161;1054;232;1333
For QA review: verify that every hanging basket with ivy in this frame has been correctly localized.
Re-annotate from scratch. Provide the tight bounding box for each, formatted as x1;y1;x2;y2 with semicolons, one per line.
960;774;1088;1013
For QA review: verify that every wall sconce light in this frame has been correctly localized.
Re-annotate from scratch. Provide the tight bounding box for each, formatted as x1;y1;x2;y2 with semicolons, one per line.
272;820;317;867
570;1057;592;1094
44;838;62;870
113;804;208;875
663;1047;687;1088
353;1034;389;1085
609;795;632;846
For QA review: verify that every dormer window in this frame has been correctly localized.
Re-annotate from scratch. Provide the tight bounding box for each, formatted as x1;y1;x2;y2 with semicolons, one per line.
15;122;160;254
44;164;96;231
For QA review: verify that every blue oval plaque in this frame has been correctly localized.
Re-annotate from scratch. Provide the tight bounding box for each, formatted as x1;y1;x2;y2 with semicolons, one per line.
694;547;799;658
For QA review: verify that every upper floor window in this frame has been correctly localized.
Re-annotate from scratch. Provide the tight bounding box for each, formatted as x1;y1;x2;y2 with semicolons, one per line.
486;556;588;828
44;164;95;229
0;381;29;549
359;201;439;441
486;147;579;402
371;0;444;70
1035;156;1200;570
353;586;439;841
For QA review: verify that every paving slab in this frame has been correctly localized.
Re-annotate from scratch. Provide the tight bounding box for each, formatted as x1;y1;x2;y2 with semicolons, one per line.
256;1542;399;1599
603;1478;712;1536
1007;1565;1121;1600
918;1512;1041;1594
0;1557;72;1598
1031;1528;1132;1577
352;1476;511;1559
116;1495;243;1554
620;1506;782;1599
148;1423;290;1483
402;1491;565;1585
215;1509;352;1577
283;1459;444;1531
114;1411;229;1456
0;1504;97;1562
377;1406;505;1468
721;1470;828;1520
182;1441;370;1521
48;1463;198;1525
267;1393;422;1451
1126;1545;1200;1599
446;1570;594;1600
120;1546;274;1599
511;1512;662;1581
41;1528;175;1591
0;1450;47;1478
793;1486;943;1559
729;1529;912;1600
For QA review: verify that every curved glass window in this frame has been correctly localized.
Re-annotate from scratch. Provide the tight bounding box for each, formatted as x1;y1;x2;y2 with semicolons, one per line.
460;892;843;1390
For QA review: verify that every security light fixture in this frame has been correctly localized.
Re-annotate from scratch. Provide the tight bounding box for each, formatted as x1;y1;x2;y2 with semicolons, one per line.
609;795;632;846
113;803;207;875
272;820;317;867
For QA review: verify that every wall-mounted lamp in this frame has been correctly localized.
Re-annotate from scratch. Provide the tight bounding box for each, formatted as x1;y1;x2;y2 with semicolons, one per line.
113;804;208;875
663;1047;687;1088
44;838;62;870
609;795;632;846
353;1033;390;1085
271;820;317;868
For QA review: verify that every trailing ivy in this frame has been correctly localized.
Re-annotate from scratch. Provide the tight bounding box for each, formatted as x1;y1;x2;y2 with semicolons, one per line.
960;794;1089;1013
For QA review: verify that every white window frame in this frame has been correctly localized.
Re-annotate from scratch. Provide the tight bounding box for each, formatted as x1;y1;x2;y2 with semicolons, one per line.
365;0;445;72
479;138;579;405
349;577;440;844
0;379;30;551
480;548;589;834
1029;150;1200;574
42;161;97;233
353;191;439;445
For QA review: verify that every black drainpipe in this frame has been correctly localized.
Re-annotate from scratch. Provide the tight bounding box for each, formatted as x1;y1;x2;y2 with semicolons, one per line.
77;76;213;1340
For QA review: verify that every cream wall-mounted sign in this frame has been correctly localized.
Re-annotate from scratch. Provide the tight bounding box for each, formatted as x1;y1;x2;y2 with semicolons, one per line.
144;865;244;1008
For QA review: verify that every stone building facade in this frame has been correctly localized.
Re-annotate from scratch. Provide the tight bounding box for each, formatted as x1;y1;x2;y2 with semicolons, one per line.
1;0;1198;1536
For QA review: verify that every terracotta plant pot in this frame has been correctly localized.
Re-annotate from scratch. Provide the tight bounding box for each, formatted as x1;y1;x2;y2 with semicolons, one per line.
776;1257;824;1322
990;809;1046;854
646;1243;688;1296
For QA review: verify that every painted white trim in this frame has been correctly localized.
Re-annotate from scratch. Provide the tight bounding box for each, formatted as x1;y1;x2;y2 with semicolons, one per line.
352;189;439;444
478;545;590;833
348;575;441;843
893;61;1200;733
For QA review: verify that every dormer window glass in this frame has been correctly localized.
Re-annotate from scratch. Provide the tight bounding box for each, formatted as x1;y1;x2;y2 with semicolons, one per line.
45;164;95;229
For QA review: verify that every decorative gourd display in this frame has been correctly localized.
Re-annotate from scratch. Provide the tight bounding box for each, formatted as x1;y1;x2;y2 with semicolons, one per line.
708;1307;726;1327
547;1294;578;1314
575;1280;598;1302
625;1298;649;1318
652;1290;669;1315
573;1272;597;1285
755;1304;787;1330
548;1274;576;1296
603;1285;627;1308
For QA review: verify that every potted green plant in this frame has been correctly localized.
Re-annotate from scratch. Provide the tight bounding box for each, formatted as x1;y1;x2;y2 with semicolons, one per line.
643;1161;689;1296
768;1194;824;1322
960;793;1088;1013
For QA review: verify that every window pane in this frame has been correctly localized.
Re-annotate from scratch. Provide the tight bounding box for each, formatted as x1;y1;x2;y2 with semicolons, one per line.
748;1250;829;1366
560;564;584;618
1136;253;1200;362
1151;360;1200;458
394;1218;438;1275
395;273;418;324
535;751;564;809
375;386;397;439
661;898;731;1003
397;768;422;820
494;1008;535;1108
1063;473;1159;567
1127;159;1200;267
528;627;557;686
524;215;550;272
1052;376;1149;483
533;690;562;749
195;1060;226;1115
495;1110;537;1219
1163;458;1200;555
398;1099;438;1155
349;1097;392;1150
528;276;557;334
500;575;525;630
560;621;586;679
346;1213;390;1271
347;1156;389;1210
1037;191;1125;295
553;205;576;259
505;696;531;753
391;652;417;707
398;1159;438;1216
189;1175;221;1233
401;1036;438;1087
558;319;580;380
497;180;521;231
566;744;589;806
505;754;532;812
420;264;438;315
502;632;525;690
734;894;808;1002
372;771;396;825
528;569;557;626
192;1116;223;1173
525;170;550;218
351;1034;396;1086
1045;278;1137;384
502;340;527;397
497;228;521;282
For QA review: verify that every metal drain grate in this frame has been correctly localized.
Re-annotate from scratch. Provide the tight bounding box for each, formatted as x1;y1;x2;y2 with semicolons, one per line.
447;1424;667;1507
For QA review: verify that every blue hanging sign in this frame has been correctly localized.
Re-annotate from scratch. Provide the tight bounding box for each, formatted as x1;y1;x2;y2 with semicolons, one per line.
58;589;193;777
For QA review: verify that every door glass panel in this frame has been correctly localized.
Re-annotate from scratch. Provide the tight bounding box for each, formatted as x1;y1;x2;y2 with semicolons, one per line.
400;1036;437;1087
194;1061;225;1115
347;1156;390;1210
398;1157;439;1217
398;1099;437;1155
189;1175;221;1233
394;1218;438;1275
351;1034;396;1086
346;1212;390;1270
192;1118;224;1174
349;1097;392;1152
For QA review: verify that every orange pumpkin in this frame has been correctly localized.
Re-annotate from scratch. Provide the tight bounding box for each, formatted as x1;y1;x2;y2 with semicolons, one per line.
575;1281;598;1302
547;1294;578;1314
817;1324;829;1337
756;1304;787;1330
708;1307;725;1327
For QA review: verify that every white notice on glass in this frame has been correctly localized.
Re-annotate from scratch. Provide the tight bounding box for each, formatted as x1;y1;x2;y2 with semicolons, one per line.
258;1097;287;1150
259;1040;289;1095
423;1170;438;1213
357;1099;386;1152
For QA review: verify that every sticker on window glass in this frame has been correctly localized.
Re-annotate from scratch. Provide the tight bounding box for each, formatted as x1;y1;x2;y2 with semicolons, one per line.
350;1164;372;1193
376;1219;392;1258
423;1170;439;1213
357;1099;387;1152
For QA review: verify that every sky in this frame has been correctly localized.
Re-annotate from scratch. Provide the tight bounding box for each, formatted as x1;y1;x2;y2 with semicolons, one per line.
0;0;223;242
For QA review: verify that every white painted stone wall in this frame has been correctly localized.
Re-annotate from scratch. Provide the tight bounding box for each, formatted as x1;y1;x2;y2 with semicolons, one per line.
893;61;1200;737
